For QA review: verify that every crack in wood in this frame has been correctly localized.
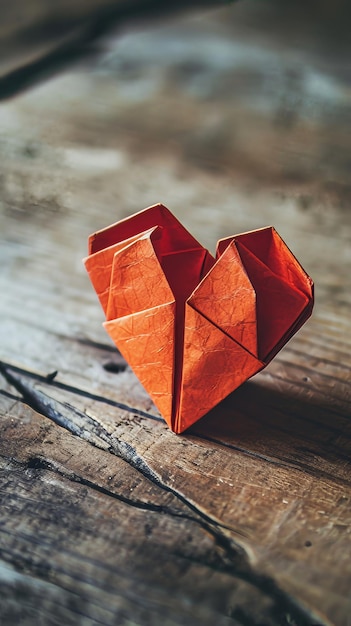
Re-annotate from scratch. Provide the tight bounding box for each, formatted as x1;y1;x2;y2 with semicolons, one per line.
0;465;325;626
0;360;162;422
0;363;242;534
1;361;349;486
23;455;205;522
0;363;328;626
169;551;325;626
0;363;244;531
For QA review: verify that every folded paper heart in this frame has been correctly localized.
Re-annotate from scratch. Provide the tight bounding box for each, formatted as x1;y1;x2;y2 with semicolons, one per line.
84;203;314;433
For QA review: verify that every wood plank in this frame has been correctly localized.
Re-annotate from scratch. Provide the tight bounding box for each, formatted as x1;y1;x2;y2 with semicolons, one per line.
0;5;350;625
0;394;320;626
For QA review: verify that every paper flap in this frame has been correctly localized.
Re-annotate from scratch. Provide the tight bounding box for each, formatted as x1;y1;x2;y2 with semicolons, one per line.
218;227;313;299
89;203;205;256
104;302;176;429
235;240;309;361
176;305;263;433
84;228;157;315
105;230;174;321
188;241;257;357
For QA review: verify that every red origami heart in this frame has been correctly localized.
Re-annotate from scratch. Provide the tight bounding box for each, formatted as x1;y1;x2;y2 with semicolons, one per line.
84;203;314;433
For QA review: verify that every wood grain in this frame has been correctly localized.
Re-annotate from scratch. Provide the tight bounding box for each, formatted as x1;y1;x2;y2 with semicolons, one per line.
0;0;233;99
0;5;350;625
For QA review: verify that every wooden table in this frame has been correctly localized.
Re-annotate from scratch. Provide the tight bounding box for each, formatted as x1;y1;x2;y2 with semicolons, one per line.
0;6;350;625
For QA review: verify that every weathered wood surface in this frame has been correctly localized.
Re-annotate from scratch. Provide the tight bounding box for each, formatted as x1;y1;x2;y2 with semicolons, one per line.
0;0;234;100
0;5;351;625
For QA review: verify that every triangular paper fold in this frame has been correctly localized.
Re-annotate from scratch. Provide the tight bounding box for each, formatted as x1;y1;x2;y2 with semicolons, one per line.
84;204;314;433
104;302;176;429
188;241;258;357
177;305;263;433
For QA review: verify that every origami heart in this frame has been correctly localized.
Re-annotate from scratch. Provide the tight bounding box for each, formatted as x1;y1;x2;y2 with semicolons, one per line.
84;203;314;433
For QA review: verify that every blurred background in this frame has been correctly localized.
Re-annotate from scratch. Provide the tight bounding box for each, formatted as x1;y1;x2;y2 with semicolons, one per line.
0;0;350;337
